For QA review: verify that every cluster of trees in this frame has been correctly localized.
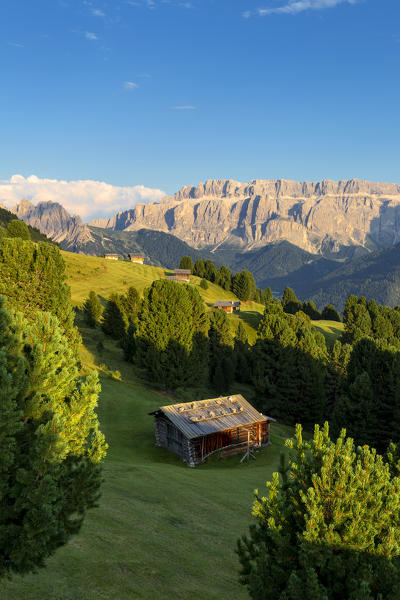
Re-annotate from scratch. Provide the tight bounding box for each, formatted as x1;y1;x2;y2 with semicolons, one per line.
180;255;271;303
0;237;107;577
238;423;400;599
282;286;341;321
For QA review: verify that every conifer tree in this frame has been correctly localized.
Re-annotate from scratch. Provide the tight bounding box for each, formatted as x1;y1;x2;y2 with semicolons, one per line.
264;286;273;303
235;321;248;346
219;265;232;290
134;280;209;388
83;291;103;327
232;270;256;301
200;278;208;290
282;286;302;314
193;258;205;278
0;238;77;343
321;304;341;322
120;286;139;324
7;219;31;240
179;255;194;271
0;300;107;577
237;423;400;600
102;294;128;339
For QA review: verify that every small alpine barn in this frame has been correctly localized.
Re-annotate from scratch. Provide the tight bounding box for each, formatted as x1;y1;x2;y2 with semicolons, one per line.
149;394;275;467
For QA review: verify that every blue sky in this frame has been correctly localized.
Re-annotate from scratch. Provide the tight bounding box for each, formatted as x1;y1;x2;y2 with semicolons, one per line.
0;0;399;205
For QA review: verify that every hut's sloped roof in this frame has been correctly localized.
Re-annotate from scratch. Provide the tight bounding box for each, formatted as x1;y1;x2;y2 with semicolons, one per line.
214;301;241;307
173;269;191;274
151;394;273;439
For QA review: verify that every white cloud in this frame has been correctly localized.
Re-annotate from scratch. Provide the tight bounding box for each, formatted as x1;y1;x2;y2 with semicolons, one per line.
170;105;196;110
85;31;98;40
92;9;106;17
124;81;139;90
8;42;24;48
0;174;166;221
246;0;358;17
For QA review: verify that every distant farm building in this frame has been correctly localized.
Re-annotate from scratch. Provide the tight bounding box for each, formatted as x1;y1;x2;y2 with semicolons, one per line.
167;269;191;283
214;300;241;313
128;254;145;264
150;394;274;467
104;253;120;261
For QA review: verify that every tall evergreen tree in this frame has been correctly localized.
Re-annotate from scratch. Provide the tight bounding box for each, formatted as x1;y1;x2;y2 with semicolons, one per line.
179;255;194;271
282;286;302;314
322;304;341;322
193;258;205;278
134;280;209;388
102;294;128;339
237;423;400;600
120;286;140;324
232;270;256;301
0;238;79;346
83;291;103;327
0;300;107;577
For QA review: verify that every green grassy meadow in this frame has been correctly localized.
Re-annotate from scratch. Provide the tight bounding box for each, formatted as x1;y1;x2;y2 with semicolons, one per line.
2;322;292;600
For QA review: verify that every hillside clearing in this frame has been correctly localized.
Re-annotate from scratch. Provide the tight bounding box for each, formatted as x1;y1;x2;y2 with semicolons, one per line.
2;327;292;600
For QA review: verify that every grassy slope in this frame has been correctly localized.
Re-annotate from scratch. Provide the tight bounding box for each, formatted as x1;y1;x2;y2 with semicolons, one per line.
2;321;292;600
63;251;264;343
63;251;344;346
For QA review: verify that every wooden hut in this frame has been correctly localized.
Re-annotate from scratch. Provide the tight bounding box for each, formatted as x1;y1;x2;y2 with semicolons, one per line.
128;254;145;264
104;253;120;261
214;300;241;313
167;269;191;283
149;394;275;467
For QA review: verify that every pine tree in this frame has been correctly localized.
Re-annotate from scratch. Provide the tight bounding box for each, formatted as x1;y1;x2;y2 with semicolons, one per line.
282;286;302;314
219;265;232;290
7;219;31;240
102;294;128;339
200;278;208;290
321;304;341;322
0;238;78;344
235;321;248;346
120;286;139;324
193;258;205;278
179;255;194;271
0;300;107;577
232;270;256;301
264;286;273;303
237;423;400;600
134;280;209;388
83;291;103;327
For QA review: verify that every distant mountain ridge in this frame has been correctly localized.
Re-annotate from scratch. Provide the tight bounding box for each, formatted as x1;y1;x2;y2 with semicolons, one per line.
10;177;400;310
89;178;400;255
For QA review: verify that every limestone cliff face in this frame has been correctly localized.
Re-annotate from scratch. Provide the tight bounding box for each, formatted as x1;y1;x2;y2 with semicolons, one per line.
89;179;400;254
13;199;95;249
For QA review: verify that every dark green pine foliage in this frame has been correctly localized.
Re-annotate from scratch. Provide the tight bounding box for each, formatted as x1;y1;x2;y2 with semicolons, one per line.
234;321;251;383
83;291;103;327
208;309;235;394
282;286;302;314
237;423;400;600
193;258;205;278
343;295;372;343
218;265;232;290
0;237;78;345
0;300;107;577
334;337;400;451
232;270;256;302
120;286;140;324
102;294;128;339
134;280;209;388
179;255;194;271
0;226;7;241
255;302;327;427
200;278;208;290
322;304;341;322
302;300;321;320
6;219;31;240
264;286;273;303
